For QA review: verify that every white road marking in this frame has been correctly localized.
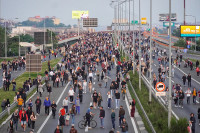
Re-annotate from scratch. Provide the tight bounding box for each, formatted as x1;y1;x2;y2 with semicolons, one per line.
37;82;70;133
125;95;139;133
171;80;174;83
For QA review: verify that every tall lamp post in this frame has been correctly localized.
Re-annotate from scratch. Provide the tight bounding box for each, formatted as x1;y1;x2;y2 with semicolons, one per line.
15;18;21;57
149;0;152;102
4;19;7;58
138;0;141;90
186;15;197;52
132;0;135;74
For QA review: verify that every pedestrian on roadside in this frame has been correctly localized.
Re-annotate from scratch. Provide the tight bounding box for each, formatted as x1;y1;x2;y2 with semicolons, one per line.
35;96;41;115
69;125;78;133
8;120;14;133
70;104;76;125
190;113;196;133
68;88;75;103
63;97;69;113
26;106;32;128
78;86;83;103
198;108;200;126
131;99;136;117
20;110;28;132
88;81;92;93
92;90;98;109
11;109;19;131
121;118;128;133
187;73;192;87
99;106;105;128
198;89;200;103
179;90;185;108
97;92;103;108
119;106;125;127
107;91;112;109
1;99;6;112
182;74;186;86
111;109;115;130
38;83;43;97
51;100;57;119
59;113;65;132
75;96;80;114
192;88;197;104
115;90;120;109
17;96;24;110
44;97;51;115
54;125;62;133
83;80;87;93
185;88;192;104
47;84;52;98
66;113;70;126
30;111;37;131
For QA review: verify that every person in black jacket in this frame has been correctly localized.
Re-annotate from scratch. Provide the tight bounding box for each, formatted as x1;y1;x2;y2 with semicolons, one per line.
59;113;65;132
182;74;186;86
190;113;196;133
99;106;105;128
54;125;62;133
12;109;19;131
51;100;57;119
22;91;27;107
35;96;41;115
198;108;200;126
178;90;185;108
121;118;128;133
26;106;32;128
187;73;192;87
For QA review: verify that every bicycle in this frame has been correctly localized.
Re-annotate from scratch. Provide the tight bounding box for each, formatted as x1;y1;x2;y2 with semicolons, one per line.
78;115;97;129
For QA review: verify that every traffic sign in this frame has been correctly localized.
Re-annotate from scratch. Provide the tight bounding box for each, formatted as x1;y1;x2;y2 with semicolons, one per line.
131;20;138;24
155;82;165;92
156;92;166;96
163;22;175;27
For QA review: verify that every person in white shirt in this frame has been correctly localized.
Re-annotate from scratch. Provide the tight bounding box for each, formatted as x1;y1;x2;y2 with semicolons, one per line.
185;88;191;104
83;80;87;93
63;97;69;113
68;88;74;103
88;71;93;82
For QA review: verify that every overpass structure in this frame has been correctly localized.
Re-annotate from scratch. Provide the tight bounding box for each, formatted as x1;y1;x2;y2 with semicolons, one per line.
58;36;81;45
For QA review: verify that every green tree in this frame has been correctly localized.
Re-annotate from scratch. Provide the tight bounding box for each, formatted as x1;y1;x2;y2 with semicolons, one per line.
172;27;180;37
174;38;186;48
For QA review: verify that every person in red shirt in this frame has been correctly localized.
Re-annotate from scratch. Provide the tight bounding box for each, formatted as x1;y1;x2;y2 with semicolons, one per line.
20;110;28;132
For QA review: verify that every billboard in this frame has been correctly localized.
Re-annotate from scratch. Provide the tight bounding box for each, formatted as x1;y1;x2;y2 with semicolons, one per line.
180;25;200;37
26;54;42;72
141;18;147;25
159;13;177;21
34;32;49;45
83;18;98;27
72;11;89;19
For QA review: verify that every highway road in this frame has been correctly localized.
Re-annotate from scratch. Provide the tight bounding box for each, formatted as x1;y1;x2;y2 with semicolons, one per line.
0;36;136;133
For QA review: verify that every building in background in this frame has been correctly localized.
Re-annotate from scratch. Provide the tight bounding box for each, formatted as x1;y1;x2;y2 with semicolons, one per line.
28;16;60;25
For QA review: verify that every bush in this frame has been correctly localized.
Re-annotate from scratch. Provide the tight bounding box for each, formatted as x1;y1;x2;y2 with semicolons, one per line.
174;39;186;48
169;118;188;133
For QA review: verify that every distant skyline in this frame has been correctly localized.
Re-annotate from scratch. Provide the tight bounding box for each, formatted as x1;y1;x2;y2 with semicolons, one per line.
0;0;199;27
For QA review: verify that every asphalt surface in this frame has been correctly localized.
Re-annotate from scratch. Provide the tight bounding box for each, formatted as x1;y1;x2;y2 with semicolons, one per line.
0;55;135;133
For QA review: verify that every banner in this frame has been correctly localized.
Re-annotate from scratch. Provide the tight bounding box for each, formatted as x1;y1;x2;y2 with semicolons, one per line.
180;25;200;37
72;11;89;19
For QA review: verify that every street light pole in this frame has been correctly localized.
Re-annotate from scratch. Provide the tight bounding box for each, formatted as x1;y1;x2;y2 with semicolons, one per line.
168;0;172;128
44;19;46;52
195;17;196;52
129;0;130;54
149;0;152;102
139;0;141;90
132;0;135;74
5;20;7;58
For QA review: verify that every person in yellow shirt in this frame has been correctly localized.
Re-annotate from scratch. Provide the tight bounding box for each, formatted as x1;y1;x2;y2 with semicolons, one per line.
17;96;24;110
192;88;197;104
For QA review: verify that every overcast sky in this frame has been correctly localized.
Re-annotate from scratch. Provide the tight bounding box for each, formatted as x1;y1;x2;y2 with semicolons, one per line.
1;0;199;26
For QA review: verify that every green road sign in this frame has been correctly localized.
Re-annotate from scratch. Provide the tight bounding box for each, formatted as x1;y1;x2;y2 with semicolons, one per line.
131;20;138;24
163;22;175;27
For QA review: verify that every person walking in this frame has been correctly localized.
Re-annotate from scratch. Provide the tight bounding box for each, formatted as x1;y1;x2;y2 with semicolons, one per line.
12;109;19;131
190;113;196;133
68;88;75;103
198;108;200;126
1;99;6;112
97;92;103;108
92;90;98;109
179;90;185;108
63;97;69;113
187;73;192;87
35;96;41;115
70;104;76;125
185;88;192;104
83;80;87;93
107;91;112;109
38;83;43;97
85;106;94;128
54;125;62;133
99;106;105;128
30;112;37;131
51;100;57;119
182;74;186;86
59;113;65;132
121;118;128;133
26;106;32;128
69;126;78;133
115;90;120;109
119;106;125;127
44;97;51;115
47;84;52;98
192;88;197;104
75;96;80;114
20;110;28;132
131;99;136;117
111;109;115;130
17;96;24;110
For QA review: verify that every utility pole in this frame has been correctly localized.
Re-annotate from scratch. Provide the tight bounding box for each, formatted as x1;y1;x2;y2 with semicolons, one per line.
43;19;46;52
184;0;186;25
5;21;7;58
129;0;130;54
168;0;172;128
51;29;53;50
149;0;152;102
139;0;141;90
132;0;135;74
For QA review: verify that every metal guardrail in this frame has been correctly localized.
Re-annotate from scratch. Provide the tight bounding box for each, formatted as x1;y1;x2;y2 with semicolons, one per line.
128;81;156;133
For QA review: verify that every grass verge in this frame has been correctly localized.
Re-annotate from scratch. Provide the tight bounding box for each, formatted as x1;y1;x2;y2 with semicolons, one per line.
0;58;61;112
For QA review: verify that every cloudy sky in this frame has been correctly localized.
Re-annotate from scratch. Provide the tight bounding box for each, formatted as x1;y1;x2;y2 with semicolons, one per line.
1;0;199;26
